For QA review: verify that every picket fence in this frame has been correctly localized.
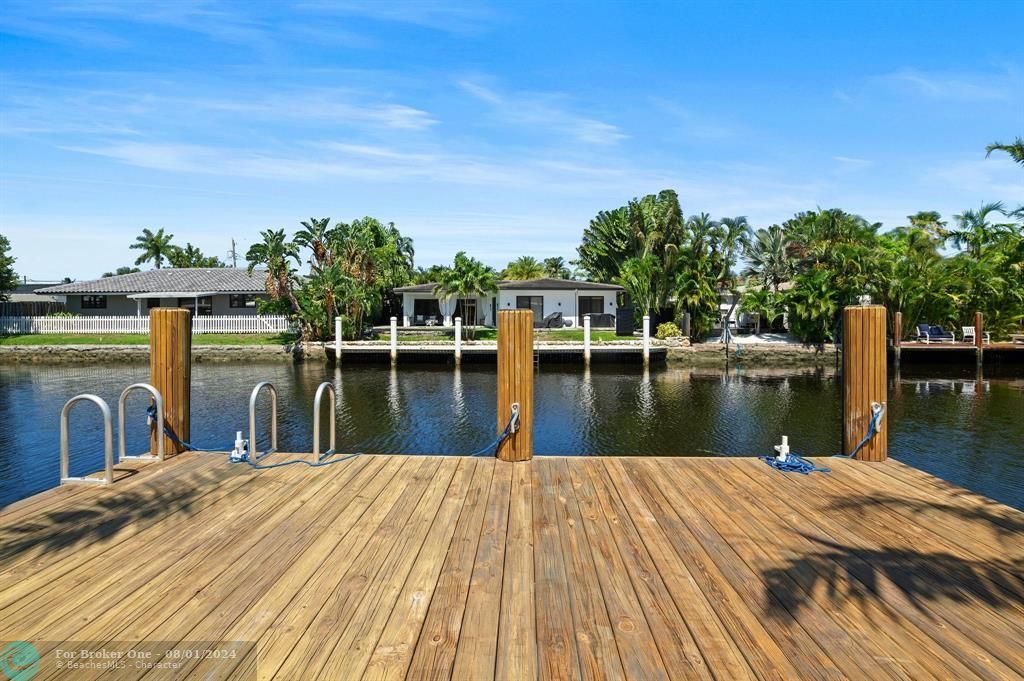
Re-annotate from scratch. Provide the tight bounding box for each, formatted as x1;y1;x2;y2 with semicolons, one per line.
0;315;292;335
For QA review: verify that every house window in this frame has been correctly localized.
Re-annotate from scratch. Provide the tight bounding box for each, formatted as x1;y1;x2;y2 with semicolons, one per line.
454;298;478;325
178;296;213;316
146;298;161;309
81;295;107;309
229;294;257;308
516;295;544;323
579;296;604;316
412;298;441;324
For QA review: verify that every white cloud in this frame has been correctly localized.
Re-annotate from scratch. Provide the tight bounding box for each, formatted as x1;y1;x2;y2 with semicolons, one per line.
457;79;627;146
876;68;1012;101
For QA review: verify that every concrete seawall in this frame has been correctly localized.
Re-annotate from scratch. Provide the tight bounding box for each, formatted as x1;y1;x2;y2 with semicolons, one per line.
0;341;837;366
0;343;327;364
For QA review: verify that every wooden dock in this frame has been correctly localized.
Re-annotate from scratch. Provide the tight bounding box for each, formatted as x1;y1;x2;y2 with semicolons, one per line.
1;453;1022;680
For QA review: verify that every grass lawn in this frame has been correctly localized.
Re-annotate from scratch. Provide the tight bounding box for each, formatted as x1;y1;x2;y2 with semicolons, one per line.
0;333;296;346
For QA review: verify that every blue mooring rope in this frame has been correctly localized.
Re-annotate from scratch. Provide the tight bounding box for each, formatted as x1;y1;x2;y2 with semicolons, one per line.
761;402;885;475
147;405;234;452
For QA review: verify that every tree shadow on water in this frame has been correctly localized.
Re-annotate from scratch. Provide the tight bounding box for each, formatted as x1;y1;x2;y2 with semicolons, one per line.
764;493;1024;620
0;468;233;562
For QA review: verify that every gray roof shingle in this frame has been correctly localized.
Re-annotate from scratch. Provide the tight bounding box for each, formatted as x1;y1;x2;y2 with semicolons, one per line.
36;268;268;295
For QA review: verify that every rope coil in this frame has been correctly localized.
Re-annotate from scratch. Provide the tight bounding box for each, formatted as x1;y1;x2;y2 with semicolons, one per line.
762;401;885;475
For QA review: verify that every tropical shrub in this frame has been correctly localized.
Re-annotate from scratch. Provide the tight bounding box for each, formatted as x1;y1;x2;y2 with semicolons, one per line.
655;322;682;339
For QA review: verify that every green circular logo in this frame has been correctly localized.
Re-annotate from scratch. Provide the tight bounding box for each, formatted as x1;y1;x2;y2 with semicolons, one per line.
0;642;39;681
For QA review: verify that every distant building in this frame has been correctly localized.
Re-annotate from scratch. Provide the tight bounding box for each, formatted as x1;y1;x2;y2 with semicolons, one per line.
0;281;66;316
35;268;269;316
394;278;623;328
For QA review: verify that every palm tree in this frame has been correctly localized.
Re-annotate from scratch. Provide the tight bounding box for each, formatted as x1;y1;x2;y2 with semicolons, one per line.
293;217;334;272
502;256;545;280
743;225;791;293
985;138;1024;166
130;228;176;269
245;229;301;310
616;255;658;317
434;252;498;338
168;243;223;268
543;257;572;279
949;202;1011;259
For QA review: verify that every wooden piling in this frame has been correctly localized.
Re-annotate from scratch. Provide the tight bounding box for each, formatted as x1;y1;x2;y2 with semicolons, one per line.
642;314;651;366
334;316;342;364
150;308;191;456
975;311;983;368
893;310;902;369
497;309;533;461
842;304;887;461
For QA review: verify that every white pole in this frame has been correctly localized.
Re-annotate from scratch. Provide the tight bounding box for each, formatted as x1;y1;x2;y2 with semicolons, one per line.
583;314;591;365
403;314;410;327
390;316;398;365
642;314;651;366
136;299;141;317
454;316;462;365
334;316;342;362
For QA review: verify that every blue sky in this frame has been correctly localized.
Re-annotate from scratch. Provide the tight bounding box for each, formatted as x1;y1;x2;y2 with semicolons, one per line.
1;0;1022;280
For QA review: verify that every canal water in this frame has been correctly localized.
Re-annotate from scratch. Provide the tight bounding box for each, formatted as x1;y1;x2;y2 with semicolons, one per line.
1;363;1021;509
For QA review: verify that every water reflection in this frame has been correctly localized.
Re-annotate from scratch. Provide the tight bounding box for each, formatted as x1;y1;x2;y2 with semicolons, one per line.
0;362;1021;509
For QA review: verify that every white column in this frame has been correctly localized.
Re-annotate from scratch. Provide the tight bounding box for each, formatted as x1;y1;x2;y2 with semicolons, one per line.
583;314;591;365
403;314;410;327
136;299;142;317
390;316;398;365
334;316;342;362
642;314;650;366
454;316;462;365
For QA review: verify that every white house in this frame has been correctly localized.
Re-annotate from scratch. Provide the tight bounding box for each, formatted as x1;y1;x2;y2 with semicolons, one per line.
394;278;623;328
35;268;270;316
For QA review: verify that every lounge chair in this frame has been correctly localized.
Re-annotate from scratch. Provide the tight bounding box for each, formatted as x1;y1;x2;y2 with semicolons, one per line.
961;326;991;344
536;312;567;329
915;324;955;343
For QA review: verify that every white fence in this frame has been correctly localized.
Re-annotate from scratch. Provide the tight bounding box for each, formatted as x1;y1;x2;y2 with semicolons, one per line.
0;315;292;335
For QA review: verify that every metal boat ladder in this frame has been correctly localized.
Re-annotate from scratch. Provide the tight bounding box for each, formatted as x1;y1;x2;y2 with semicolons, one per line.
60;394;114;485
248;381;279;460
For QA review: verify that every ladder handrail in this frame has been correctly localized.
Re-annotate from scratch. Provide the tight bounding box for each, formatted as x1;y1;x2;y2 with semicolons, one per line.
118;383;165;462
248;381;278;460
60;394;114;485
312;382;336;461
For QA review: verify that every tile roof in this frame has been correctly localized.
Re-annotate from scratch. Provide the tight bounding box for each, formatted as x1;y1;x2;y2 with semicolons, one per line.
35;268;268;295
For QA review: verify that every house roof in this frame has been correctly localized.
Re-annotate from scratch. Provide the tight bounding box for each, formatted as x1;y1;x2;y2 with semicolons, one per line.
35;268;268;295
394;278;623;294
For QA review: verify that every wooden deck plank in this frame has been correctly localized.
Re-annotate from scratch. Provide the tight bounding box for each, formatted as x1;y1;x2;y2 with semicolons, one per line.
725;458;1015;681
564;459;674;681
2;454;1022;681
316;458;471;681
592;459;755;681
1;454;330;640
449;460;513;681
680;461;925;681
28;457;381;681
403;459;494;680
532;459;582;681
547;458;625;681
270;457;445;680
606;458;808;680
360;459;479;681
495;456;538;681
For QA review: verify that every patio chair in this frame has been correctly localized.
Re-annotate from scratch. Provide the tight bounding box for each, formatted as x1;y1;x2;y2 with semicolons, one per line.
916;324;955;343
961;326;991;344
